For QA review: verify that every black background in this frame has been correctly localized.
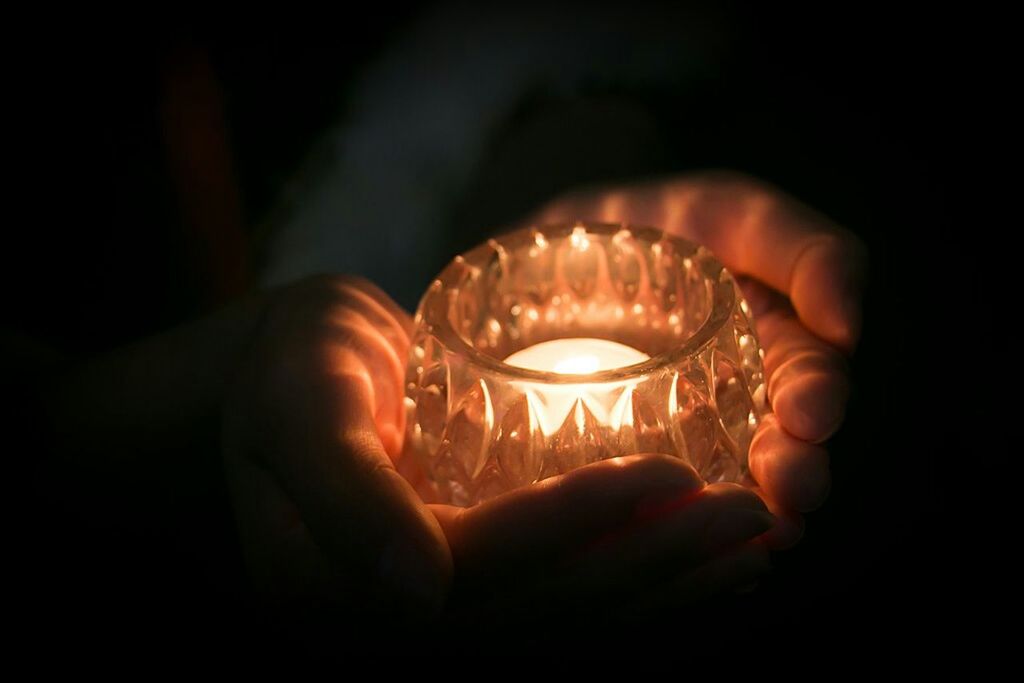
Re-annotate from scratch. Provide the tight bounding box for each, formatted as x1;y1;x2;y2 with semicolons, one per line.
7;2;1007;662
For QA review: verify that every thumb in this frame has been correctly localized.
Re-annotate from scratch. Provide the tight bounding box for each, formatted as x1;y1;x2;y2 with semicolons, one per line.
270;364;453;617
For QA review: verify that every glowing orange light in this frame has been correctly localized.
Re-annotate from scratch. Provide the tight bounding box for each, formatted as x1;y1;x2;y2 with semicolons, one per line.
504;338;650;436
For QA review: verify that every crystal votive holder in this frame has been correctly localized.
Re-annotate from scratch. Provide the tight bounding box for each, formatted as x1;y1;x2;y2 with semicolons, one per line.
404;222;769;506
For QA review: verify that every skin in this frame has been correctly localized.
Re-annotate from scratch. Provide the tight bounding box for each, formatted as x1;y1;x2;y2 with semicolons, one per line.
220;275;778;620
42;171;866;623
532;171;867;550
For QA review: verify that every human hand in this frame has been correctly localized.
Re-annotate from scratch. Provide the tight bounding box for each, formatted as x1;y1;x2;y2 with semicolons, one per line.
428;456;774;622
222;275;451;616
534;171;868;548
223;275;778;621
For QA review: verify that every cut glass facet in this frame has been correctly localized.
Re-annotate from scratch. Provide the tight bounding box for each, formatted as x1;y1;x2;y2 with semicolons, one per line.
403;223;770;506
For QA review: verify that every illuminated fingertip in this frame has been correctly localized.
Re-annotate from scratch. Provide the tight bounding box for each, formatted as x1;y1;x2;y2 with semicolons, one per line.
774;374;848;443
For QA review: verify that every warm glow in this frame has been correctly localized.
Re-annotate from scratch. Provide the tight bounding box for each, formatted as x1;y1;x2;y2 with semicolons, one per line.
504;338;649;374
553;354;600;375
504;338;650;436
570;225;591;251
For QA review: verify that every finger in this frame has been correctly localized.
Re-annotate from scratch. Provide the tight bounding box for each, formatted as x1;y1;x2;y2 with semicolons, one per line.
741;278;851;443
536;174;868;353
749;414;831;513
266;276;411;456
563;482;772;592
429;453;705;584
621;539;772;617
330;277;414;456
446;482;773;620
322;308;408;457
749;484;805;550
270;363;452;618
675;174;867;353
331;274;415;340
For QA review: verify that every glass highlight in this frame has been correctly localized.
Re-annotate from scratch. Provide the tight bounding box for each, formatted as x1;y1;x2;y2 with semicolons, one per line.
403;223;769;506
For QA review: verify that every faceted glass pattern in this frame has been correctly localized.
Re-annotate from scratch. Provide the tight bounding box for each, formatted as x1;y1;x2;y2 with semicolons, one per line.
403;223;770;506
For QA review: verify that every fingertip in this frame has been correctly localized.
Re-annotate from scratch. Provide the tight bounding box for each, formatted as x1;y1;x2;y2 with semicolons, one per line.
625;452;706;490
695;485;776;547
772;369;849;443
566;452;705;500
791;237;866;353
834;275;865;353
750;418;832;513
630;460;706;523
701;481;773;515
560;453;706;524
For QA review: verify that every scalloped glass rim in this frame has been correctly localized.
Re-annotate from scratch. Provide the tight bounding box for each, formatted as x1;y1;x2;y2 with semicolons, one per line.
405;221;768;505
416;222;737;384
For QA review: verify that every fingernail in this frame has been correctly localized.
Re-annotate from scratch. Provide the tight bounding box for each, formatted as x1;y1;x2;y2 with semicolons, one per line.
704;509;775;546
379;540;444;617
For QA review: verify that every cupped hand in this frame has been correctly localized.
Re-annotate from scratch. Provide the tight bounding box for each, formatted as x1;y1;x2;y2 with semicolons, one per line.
223;275;779;621
429;455;774;622
223;275;451;616
534;171;868;547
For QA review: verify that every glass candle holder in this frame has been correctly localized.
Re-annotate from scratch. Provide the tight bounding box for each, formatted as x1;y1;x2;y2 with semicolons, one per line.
403;222;770;506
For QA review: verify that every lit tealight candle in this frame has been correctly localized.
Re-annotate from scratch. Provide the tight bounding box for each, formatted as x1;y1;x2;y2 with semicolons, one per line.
504;338;650;436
